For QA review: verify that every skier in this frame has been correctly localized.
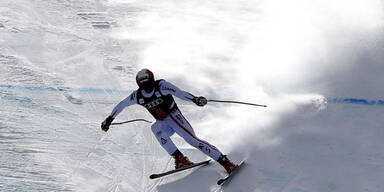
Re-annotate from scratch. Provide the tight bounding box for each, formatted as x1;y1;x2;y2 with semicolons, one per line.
101;68;238;174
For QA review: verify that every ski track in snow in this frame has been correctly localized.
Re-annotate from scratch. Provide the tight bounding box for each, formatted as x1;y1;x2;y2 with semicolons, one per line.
1;0;384;192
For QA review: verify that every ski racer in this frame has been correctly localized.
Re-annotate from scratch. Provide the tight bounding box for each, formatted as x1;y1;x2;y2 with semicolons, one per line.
101;68;237;174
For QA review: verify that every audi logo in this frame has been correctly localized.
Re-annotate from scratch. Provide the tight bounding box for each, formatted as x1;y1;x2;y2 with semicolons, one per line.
144;98;164;109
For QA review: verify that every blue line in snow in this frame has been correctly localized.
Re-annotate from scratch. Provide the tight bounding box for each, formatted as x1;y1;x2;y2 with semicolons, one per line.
0;84;131;112
1;84;384;107
0;89;63;113
329;98;384;106
0;84;131;94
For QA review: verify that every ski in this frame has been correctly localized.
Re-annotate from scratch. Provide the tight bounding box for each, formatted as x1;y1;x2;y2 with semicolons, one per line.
149;160;211;179
217;160;246;185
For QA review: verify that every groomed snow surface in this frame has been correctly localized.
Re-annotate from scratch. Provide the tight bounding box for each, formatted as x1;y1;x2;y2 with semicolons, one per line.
1;0;384;192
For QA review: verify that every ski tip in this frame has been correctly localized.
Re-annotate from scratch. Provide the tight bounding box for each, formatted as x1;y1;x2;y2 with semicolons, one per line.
217;179;225;185
149;174;158;179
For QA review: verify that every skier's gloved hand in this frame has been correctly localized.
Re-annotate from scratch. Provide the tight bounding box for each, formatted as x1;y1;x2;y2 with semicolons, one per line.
101;116;114;132
193;96;207;107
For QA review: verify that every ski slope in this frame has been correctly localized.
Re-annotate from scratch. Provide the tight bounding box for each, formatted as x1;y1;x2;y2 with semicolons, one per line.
1;0;383;191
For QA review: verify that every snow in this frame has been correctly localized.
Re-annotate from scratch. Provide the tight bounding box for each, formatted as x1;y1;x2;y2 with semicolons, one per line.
1;0;384;192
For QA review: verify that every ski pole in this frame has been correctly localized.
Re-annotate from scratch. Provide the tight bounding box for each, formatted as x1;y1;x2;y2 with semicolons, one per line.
111;119;152;125
208;99;267;107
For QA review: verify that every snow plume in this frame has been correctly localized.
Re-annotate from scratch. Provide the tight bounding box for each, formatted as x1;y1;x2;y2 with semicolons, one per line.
113;0;382;151
96;0;384;191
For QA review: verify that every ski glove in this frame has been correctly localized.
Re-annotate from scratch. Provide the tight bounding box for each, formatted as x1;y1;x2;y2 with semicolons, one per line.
193;96;207;107
101;116;114;132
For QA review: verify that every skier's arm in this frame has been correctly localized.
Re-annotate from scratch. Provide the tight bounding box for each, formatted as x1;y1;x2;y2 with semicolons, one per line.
159;80;195;101
159;80;207;106
110;91;138;118
101;91;137;132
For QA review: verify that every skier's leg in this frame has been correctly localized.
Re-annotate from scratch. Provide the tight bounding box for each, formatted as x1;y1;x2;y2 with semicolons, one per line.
168;109;223;161
151;120;178;155
152;120;193;168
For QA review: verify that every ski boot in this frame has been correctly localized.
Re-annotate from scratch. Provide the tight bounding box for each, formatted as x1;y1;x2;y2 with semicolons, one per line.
217;155;238;174
172;150;193;169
